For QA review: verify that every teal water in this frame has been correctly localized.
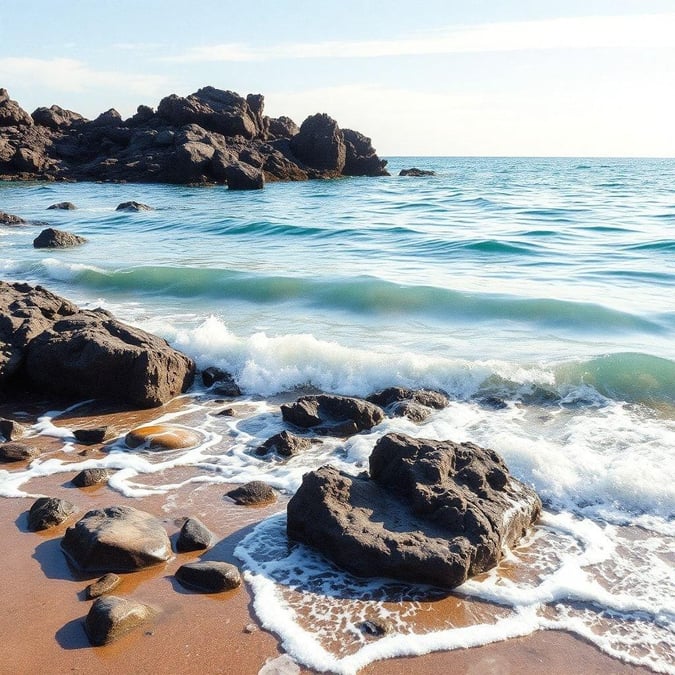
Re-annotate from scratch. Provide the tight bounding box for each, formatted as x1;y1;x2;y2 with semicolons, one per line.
2;157;675;672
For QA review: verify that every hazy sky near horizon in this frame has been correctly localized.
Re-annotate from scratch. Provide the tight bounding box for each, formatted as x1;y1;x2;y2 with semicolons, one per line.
1;1;674;156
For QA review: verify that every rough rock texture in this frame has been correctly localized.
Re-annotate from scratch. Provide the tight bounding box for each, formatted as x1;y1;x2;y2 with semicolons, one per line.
367;387;449;423
0;417;26;440
0;86;387;185
0;210;27;225
0;281;194;408
399;168;435;177
281;394;385;436
202;367;242;396
72;468;111;487
0;442;40;462
287;432;541;588
33;227;86;248
227;481;276;506
73;426;114;445
47;201;76;209
85;595;154;646
115;201;153;212
86;572;122;599
175;561;241;593
255;430;311;457
176;517;214;552
61;505;172;572
28;496;75;531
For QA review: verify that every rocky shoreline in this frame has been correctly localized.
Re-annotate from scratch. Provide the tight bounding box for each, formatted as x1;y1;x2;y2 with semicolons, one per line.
0;86;389;188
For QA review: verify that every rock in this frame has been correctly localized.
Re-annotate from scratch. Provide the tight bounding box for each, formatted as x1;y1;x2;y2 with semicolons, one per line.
0;88;33;127
342;129;389;177
281;394;385;436
0;442;40;462
32;105;85;130
14;147;46;173
399;168;435;177
0;417;26;441
287;432;541;588
224;161;264;190
202;366;229;387
259;655;301;675
255;430;311;457
367;387;449;422
125;424;201;451
360;619;395;636
84;595;154;646
73;426;114;445
28;496;76;531
86;572;122;599
267;116;299;139
47;201;77;210
226;481;276;506
176;517;214;552
0;211;27;225
72;468;111;487
90;108;122;128
290;113;346;173
61;505;172;572
115;201;153;212
202;367;242;396
33;227;87;249
21;303;195;408
175;561;241;593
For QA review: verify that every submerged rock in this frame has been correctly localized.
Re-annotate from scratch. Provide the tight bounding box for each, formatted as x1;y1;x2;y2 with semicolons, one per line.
399;168;435;176
28;496;76;531
47;201;76;210
115;201;153;212
86;572;122;599
367;387;449;423
202;366;242;396
85;595;154;646
125;424;201;450
0;211;27;225
176;517;214;552
227;481;276;506
175;561;241;593
287;432;541;588
255;430;312;457
73;426;114;445
33;227;86;248
281;394;385;436
61;505;172;572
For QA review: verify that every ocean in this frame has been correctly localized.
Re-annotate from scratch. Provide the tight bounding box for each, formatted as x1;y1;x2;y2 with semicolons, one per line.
1;157;674;673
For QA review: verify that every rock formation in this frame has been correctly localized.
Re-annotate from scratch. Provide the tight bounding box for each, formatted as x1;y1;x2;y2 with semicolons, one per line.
0;86;389;187
287;432;541;588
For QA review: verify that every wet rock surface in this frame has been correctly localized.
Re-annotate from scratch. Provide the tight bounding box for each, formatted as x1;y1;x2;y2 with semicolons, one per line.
33;227;87;248
367;387;449;423
0;442;40;462
125;424;201;450
85;595;154;646
73;426;114;445
86;572;122;599
255;430;312;457
227;481;276;506
176;517;214;552
399;168;435;176
175;561;242;593
72;468;111;488
47;201;76;210
287;432;541;588
28;496;76;531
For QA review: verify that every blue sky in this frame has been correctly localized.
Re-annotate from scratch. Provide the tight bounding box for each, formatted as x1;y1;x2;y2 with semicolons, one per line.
1;0;674;156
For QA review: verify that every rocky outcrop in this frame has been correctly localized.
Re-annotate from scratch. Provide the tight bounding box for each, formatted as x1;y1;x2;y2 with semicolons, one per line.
61;505;172;572
85;595;154;646
33;227;86;248
287;433;541;588
367;387;449;423
281;394;385;436
0;86;388;185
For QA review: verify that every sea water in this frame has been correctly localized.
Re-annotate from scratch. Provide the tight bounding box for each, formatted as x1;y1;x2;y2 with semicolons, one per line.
1;157;674;673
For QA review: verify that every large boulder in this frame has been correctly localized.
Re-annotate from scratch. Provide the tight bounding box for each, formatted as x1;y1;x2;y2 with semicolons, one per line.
33;227;87;249
281;394;385;436
287;433;541;588
224;161;264;190
28;497;76;531
342;129;389;177
0;88;33;127
289;113;346;173
31;105;85;130
61;505;172;572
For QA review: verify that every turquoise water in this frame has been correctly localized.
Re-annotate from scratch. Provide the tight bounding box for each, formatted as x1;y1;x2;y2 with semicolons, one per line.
2;157;674;672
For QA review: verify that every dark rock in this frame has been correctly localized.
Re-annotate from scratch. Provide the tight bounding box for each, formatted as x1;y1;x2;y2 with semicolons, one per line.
0;442;40;462
89;108;122;128
287;432;541;588
176;517;214;552
61;505;172;572
267;116;299;139
255;430;311;457
0;211;27;225
32;105;85;130
290;113;346;173
130;104;154;125
33;227;87;249
227;481;276;506
72;468;111;488
202;367;241;397
224;161;265;190
281;394;385;436
85;595;154;646
366;387;449;422
47;201;77;210
360;619;394;636
28;496;75;531
115;201;153;212
175;561;241;593
202;366;229;387
22;304;194;408
0;88;33;127
399;168;435;177
86;572;121;599
73;426;114;445
0;417;26;441
343;129;389;177
476;396;508;410
14;147;46;173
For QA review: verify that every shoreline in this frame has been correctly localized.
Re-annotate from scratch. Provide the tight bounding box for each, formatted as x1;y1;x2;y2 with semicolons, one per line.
0;397;658;674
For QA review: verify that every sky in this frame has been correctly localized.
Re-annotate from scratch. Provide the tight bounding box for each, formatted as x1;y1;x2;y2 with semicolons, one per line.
1;0;674;157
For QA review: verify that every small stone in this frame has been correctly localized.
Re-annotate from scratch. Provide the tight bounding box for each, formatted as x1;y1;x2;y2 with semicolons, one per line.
73;426;114;445
125;424;201;451
175;561;241;593
72;468;111;488
115;201;153;212
28;497;75;531
0;417;27;441
255;430;311;457
47;201;77;210
85;595;154;646
226;481;276;506
0;442;39;462
243;623;258;634
360;618;395;636
86;573;122;599
176;517;214;552
215;407;235;417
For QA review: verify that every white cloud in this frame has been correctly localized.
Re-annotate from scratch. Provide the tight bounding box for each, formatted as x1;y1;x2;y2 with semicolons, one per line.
163;12;675;63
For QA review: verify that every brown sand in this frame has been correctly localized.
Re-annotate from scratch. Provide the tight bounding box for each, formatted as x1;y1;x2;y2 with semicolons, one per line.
0;400;653;675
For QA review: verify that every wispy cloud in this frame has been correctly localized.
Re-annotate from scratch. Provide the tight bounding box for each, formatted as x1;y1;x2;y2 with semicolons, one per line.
162;12;675;63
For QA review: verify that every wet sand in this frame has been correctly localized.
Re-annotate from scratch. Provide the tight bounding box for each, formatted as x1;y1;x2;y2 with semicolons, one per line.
0;399;653;675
